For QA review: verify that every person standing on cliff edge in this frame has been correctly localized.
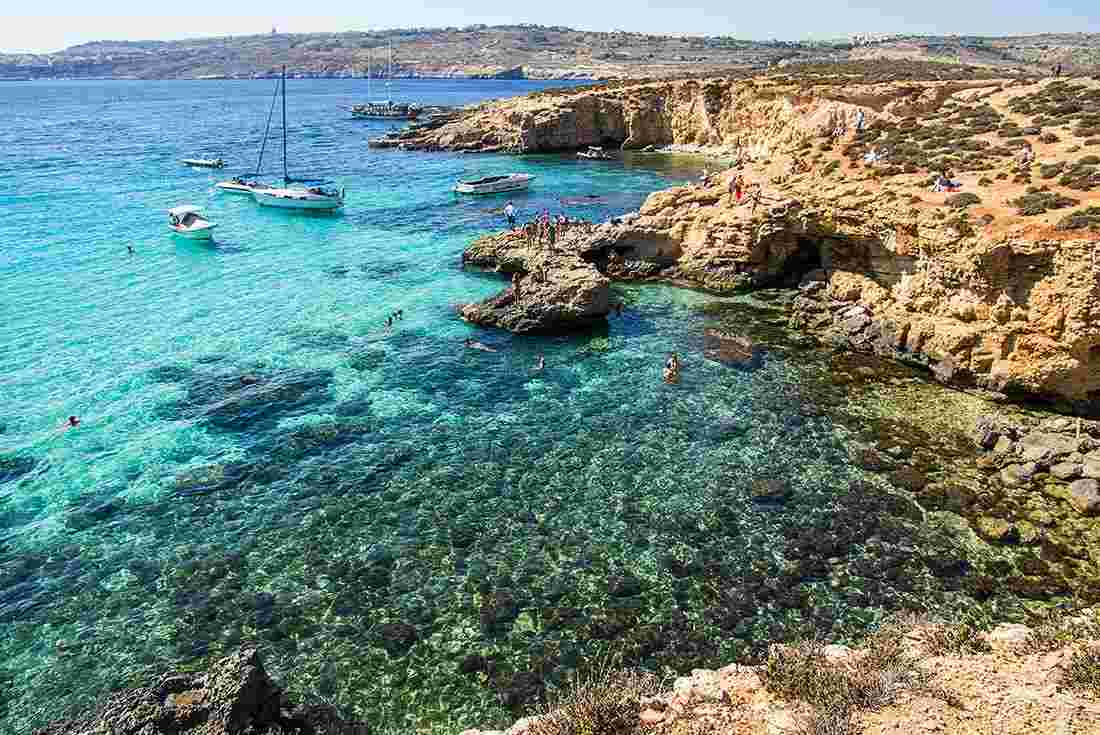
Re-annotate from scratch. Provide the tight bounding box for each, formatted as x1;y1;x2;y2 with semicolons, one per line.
504;202;516;229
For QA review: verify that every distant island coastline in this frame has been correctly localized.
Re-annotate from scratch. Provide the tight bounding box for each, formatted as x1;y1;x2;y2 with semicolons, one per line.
3;25;1098;81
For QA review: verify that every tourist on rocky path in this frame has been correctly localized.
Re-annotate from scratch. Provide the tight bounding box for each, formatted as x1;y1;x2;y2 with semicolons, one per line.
729;174;744;204
856;108;865;132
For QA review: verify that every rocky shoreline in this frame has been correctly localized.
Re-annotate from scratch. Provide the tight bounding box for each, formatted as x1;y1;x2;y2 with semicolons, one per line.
435;71;1100;414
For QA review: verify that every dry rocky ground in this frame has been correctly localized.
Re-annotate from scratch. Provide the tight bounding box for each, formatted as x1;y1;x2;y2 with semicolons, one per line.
459;616;1100;735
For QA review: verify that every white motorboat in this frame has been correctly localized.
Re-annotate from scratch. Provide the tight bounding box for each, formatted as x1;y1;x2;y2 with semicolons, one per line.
577;146;614;161
253;185;345;210
168;205;217;240
215;177;272;195
252;67;344;212
453;173;535;195
182;158;225;168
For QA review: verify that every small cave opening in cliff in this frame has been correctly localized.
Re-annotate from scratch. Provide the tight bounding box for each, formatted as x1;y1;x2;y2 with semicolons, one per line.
775;237;825;287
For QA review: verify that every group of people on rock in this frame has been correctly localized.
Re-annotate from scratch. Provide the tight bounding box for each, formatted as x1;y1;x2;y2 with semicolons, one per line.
504;205;594;248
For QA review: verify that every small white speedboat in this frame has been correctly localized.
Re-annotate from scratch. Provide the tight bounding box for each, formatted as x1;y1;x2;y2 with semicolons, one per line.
182;158;225;169
253;185;344;211
577;146;614;161
453;173;535;195
168;205;217;239
215;177;271;195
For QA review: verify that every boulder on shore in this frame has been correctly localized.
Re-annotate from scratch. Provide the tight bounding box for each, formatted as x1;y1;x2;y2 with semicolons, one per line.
32;648;368;735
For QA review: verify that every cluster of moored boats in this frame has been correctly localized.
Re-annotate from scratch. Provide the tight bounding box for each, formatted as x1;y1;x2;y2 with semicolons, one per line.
170;61;622;240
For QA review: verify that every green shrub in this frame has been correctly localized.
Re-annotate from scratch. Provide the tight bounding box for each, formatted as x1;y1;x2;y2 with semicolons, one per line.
1010;191;1080;215
1056;206;1100;232
1078;155;1100;165
978;176;993;186
1040;162;1067;178
945;192;982;209
1040;132;1060;144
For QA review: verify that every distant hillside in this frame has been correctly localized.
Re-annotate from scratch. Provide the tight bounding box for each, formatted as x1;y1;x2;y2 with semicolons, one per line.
1;26;1097;81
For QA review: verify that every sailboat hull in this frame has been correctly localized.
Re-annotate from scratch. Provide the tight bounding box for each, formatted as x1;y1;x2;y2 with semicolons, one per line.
253;188;344;210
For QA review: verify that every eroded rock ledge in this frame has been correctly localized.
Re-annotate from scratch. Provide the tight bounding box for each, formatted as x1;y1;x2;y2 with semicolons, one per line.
459;231;611;333
33;648;367;735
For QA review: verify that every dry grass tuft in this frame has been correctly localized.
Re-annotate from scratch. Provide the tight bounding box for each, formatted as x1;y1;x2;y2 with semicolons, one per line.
528;660;662;735
1063;646;1100;698
759;620;941;735
923;622;992;656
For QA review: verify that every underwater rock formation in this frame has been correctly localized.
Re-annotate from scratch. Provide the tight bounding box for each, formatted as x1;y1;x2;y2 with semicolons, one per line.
32;648;367;735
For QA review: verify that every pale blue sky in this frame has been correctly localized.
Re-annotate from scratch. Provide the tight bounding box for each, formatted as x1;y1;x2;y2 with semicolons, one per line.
4;2;1099;54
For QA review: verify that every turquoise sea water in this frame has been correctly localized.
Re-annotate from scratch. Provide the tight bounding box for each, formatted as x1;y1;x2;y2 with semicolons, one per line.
0;79;1019;733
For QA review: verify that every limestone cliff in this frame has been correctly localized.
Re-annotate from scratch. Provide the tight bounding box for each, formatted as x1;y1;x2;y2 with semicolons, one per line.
370;76;1012;153
439;74;1100;411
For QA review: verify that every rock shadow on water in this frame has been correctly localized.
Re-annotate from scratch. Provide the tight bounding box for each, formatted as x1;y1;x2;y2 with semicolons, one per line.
285;327;350;351
157;367;334;432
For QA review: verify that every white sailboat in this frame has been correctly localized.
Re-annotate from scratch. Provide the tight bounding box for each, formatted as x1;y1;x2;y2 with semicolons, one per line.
253;67;345;211
216;76;279;195
350;41;420;120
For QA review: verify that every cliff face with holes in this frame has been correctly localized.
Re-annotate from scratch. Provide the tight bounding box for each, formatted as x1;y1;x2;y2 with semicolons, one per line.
573;173;1100;409
440;75;1100;410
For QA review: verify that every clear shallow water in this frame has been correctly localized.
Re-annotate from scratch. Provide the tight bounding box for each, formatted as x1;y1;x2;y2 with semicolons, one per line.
0;79;1020;733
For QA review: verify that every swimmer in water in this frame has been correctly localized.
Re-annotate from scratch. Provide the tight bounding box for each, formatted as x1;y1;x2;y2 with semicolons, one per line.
533;354;545;372
60;415;80;431
127;246;134;255
464;338;498;353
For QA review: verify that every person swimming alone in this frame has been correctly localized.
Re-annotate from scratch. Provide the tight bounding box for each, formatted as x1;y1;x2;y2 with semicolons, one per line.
464;338;498;353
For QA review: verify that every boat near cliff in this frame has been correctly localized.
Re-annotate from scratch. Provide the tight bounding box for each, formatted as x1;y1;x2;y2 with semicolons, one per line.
350;41;420;120
453;173;534;195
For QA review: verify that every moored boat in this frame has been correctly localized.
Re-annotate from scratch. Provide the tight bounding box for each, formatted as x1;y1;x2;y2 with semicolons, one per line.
253;67;344;212
182;158;225;168
349;41;420;120
253;185;345;210
577;146;614;161
453;173;534;195
351;102;420;120
215;177;272;195
168;205;217;239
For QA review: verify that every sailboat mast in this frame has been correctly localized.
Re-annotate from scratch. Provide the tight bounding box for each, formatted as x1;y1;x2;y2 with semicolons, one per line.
281;66;289;184
255;76;279;176
367;47;372;99
387;40;392;102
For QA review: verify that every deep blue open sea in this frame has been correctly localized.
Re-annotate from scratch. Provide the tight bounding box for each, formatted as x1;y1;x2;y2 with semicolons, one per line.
0;78;1018;734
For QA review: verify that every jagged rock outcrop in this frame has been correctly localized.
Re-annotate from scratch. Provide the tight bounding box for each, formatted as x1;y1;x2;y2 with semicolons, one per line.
568;166;1100;410
33;648;368;735
459;232;611;333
